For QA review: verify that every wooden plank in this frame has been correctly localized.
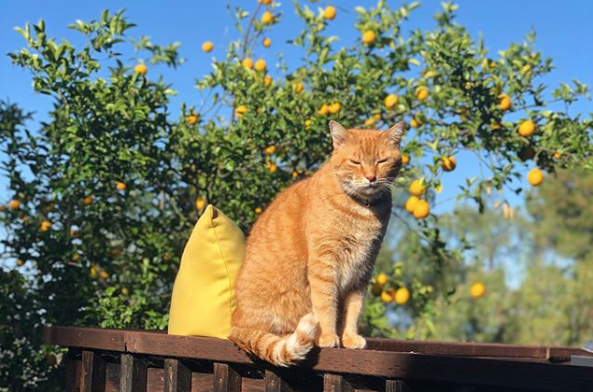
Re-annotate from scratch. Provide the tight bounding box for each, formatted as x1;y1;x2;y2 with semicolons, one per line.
385;380;411;392
120;353;148;392
164;358;192;392
44;327;593;392
264;370;293;392
367;338;549;359
65;357;80;392
81;351;106;392
213;363;242;392
44;326;125;352
323;374;353;392
45;326;593;361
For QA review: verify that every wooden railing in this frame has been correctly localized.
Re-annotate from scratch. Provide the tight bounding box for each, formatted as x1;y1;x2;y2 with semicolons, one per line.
43;326;593;392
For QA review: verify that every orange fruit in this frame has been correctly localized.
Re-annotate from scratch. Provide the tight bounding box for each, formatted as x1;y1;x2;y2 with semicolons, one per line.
265;145;277;155
329;102;341;114
242;58;254;69
409;179;426;196
261;11;274;24
376;273;388;286
499;94;511;111
236;105;248;118
264;75;272;87
304;119;312;130
415;86;429;102
294;81;304;94
134;64;147;76
381;289;395;303
491;123;502;130
470;282;486;298
258;0;272;4
527;168;544;186
384;94;398;109
100;270;109;279
405;196;419;213
413;200;430;219
40;220;52;232
9;199;21;210
518;120;536;137
263;37;271;48
255;59;267;72
292;171;299;178
362;30;376;45
441;156;457;172
16;259;24;266
186;114;199;125
323;6;337;20
401;154;410;165
553;151;561;159
318;104;330;116
267;162;278;173
196;198;206;211
83;196;93;206
410;118;422;128
255;207;263;214
201;41;213;53
116;182;126;191
394;287;410;305
90;266;98;278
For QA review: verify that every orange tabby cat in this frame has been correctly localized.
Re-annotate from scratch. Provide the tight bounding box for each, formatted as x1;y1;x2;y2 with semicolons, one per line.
229;120;405;366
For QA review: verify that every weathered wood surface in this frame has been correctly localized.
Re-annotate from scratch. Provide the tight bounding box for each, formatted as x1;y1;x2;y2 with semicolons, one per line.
164;358;191;392
45;327;593;392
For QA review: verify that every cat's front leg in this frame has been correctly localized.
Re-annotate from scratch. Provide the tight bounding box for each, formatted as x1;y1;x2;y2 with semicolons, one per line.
340;290;367;349
308;259;340;348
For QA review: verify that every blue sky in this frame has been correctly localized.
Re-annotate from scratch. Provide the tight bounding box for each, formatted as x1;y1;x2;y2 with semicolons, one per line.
1;0;592;213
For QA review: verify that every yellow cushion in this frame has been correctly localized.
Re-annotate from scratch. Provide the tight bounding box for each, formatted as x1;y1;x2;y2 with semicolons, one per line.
168;205;245;338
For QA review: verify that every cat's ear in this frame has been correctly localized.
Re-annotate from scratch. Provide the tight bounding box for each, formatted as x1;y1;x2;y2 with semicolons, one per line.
329;120;349;149
385;122;405;147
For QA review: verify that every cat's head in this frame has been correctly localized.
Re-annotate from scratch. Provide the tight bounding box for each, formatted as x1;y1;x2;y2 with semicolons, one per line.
328;120;405;201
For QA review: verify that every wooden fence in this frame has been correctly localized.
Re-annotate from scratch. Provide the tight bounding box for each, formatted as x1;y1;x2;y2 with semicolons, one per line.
43;326;593;392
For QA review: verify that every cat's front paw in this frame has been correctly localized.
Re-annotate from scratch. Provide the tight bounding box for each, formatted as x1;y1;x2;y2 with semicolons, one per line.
341;334;367;349
317;333;340;348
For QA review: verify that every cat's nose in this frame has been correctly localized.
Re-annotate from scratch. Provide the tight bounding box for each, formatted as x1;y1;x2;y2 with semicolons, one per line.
365;175;377;183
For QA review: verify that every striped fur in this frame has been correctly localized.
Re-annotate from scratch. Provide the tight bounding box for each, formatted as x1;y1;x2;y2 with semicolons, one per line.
229;313;318;367
230;121;405;366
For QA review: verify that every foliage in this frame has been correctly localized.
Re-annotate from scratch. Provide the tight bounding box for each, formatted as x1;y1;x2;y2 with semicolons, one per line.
0;2;591;390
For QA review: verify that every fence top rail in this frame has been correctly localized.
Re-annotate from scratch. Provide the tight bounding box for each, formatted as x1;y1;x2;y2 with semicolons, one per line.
44;326;593;392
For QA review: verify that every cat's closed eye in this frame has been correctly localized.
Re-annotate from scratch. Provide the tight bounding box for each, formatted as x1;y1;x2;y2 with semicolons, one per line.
377;158;389;164
349;159;361;165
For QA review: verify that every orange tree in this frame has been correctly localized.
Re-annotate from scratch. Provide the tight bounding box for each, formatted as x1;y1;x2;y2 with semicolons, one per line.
1;2;591;390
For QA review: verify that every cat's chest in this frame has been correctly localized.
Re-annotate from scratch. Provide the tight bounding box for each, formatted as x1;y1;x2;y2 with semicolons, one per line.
331;209;389;289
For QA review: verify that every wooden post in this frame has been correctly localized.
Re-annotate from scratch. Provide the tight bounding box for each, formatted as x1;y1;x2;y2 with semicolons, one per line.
323;374;353;392
265;369;294;392
120;353;147;392
386;380;412;392
80;351;105;392
64;351;79;392
164;358;192;392
213;363;242;392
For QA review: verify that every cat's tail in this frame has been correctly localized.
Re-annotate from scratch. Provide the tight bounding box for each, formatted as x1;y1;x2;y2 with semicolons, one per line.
229;313;319;367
